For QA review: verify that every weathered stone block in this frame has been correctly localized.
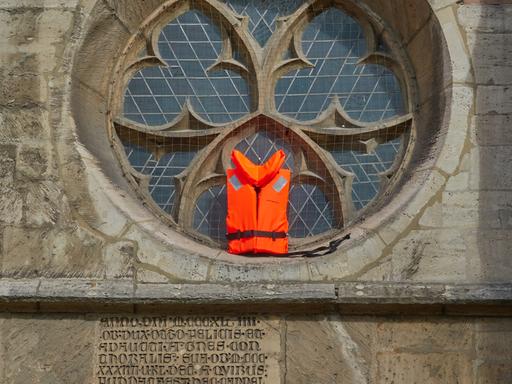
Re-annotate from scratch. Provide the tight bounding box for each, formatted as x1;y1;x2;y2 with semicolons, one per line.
0;144;16;184
472;114;512;146
286;317;366;383
391;229;468;282
16;145;48;179
445;172;470;192
124;227;210;283
477;230;512;281
0;9;42;46
419;201;443;227
476;362;512;384
102;240;134;279
477;85;512;114
0;187;23;225
0;0;79;9
0;108;49;142
458;5;512;33
376;352;472;384
473;146;512;190
436;7;474;83
1;227;51;277
466;32;512;84
0;53;45;108
378;170;446;245
47;227;105;278
436;85;474;174
476;330;512;358
429;0;457;10
23;181;62;226
2;315;94;383
376;319;473;352
0;8;77;72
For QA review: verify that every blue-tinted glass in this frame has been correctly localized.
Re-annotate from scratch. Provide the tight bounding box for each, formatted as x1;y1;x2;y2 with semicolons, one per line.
234;131;294;170
275;7;404;122
193;182;334;240
123;143;197;214
224;0;303;46
288;184;333;238
128;79;151;95
193;186;227;243
301;95;327;112
330;137;402;210
124;10;251;126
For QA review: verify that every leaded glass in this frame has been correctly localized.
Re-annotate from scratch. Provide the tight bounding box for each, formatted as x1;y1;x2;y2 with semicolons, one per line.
124;10;251;125
123;143;197;214
329;138;402;210
194;185;227;242
275;8;404;122
288;184;333;238
113;0;412;250
224;0;303;46
234;131;294;169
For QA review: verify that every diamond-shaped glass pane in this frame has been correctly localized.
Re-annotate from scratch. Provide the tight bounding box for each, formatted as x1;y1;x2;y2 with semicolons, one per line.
330;137;402;210
288;184;333;238
123;142;197;215
224;0;303;46
275;7;404;122
124;10;251;125
234;131;294;169
193;185;227;243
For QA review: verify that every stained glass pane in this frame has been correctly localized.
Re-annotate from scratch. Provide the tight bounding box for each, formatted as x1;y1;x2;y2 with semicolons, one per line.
194;185;227;243
329;137;402;210
224;0;303;46
123;142;198;215
117;2;409;248
124;10;251;126
234;131;294;169
275;7;404;122
288;184;333;238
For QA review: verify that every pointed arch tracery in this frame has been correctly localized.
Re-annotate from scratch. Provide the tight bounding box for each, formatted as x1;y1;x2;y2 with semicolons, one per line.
108;0;416;250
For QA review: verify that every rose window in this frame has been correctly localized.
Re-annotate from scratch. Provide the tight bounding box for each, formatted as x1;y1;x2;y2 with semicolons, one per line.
109;0;414;250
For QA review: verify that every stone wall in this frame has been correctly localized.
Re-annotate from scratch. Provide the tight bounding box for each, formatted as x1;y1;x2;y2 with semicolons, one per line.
1;0;511;284
0;0;511;383
0;313;511;383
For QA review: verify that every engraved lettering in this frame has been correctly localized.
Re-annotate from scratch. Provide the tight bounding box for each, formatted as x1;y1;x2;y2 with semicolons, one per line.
94;316;274;383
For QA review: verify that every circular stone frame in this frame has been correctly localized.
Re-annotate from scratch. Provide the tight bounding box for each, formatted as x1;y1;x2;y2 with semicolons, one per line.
69;0;454;280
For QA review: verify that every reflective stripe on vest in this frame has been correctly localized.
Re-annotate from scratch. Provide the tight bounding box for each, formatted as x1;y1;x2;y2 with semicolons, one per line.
226;149;290;255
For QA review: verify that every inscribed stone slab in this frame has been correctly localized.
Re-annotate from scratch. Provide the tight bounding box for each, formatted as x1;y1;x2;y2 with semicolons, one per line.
94;315;281;384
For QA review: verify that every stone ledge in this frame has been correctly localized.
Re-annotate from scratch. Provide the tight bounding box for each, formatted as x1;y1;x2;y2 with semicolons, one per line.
0;279;512;307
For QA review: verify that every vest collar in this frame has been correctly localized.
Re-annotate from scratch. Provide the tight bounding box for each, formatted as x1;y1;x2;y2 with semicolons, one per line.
231;149;286;187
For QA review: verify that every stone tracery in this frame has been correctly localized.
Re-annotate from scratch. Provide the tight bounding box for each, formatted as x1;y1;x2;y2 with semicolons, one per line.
109;0;415;249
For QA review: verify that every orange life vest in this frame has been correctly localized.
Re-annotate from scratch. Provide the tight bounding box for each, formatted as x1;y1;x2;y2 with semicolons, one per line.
226;149;291;255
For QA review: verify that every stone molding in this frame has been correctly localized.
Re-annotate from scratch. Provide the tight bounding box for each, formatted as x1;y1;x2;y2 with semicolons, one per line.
1;279;511;312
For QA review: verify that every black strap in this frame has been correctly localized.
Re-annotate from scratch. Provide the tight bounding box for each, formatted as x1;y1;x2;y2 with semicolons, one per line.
226;230;287;241
283;233;351;258
226;231;351;258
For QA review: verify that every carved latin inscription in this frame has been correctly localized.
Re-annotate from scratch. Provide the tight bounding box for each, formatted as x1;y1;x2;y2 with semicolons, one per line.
94;315;280;384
